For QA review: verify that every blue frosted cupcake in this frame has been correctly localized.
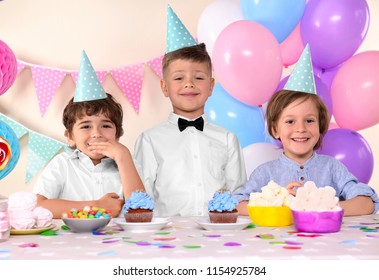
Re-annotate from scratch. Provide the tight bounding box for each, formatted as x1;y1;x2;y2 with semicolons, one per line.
123;190;154;223
208;190;238;223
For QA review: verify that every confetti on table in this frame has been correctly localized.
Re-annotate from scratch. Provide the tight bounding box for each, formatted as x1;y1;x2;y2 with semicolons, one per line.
0;249;11;253
61;225;70;230
224;242;241;247
19;243;38;248
155;231;171;235
283;246;302;250
339;240;357;245
256;234;275;239
154;237;176;241
285;241;303;245
360;227;378;232
183;245;202;249
93;232;106;235
366;235;379;238
269;241;285;245
159;245;176;249
102;238;120;244
97;251;117;256
40;230;57;236
246;224;256;229
204;234;221;238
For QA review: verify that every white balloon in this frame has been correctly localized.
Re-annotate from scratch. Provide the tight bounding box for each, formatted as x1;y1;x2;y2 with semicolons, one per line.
197;0;243;57
243;142;283;178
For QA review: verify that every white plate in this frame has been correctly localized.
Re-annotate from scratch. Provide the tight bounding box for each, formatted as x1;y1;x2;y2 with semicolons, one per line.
114;217;170;232
10;224;56;235
196;217;251;231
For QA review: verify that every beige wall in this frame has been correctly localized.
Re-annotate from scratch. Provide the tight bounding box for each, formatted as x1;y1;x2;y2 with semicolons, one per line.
0;0;378;196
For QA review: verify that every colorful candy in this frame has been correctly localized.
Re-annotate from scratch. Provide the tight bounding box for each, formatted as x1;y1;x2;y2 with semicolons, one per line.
61;206;111;219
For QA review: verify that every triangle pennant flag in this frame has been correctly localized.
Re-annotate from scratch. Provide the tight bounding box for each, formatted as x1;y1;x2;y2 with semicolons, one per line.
17;60;26;75
110;63;144;113
31;66;67;117
0;113;28;139
147;55;163;79
25;131;64;183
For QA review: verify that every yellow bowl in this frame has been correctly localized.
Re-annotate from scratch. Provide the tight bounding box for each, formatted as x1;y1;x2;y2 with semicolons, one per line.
247;205;293;227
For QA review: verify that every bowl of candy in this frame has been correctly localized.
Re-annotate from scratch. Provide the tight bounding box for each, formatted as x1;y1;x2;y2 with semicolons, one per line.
61;206;112;233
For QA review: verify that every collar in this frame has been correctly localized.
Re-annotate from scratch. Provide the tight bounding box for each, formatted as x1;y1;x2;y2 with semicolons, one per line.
279;152;318;168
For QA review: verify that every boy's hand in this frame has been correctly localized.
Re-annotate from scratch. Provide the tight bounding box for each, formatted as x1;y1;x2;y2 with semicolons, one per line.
88;140;129;162
285;182;303;196
97;192;124;217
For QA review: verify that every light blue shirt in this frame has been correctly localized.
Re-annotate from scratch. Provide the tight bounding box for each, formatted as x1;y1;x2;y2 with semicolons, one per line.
233;152;379;214
133;113;247;216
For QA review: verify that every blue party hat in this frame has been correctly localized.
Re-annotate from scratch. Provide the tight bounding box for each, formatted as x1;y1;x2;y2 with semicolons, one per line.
284;44;317;94
74;50;107;102
166;5;197;53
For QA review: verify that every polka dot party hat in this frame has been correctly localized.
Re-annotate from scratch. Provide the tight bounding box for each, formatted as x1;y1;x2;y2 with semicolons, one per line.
166;5;197;53
284;44;317;95
74;50;107;102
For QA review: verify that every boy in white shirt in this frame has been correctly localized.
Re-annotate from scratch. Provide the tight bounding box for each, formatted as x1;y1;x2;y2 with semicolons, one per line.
133;7;246;216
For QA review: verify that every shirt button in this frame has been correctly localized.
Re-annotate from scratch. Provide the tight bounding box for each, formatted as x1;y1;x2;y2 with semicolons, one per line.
300;165;304;169
300;176;305;181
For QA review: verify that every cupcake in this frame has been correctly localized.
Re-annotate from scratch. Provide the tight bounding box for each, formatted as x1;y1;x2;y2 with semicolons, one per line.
123;190;154;223
208;189;238;223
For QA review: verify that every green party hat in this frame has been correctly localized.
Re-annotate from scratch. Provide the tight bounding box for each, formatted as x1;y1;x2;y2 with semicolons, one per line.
74;50;107;102
284;44;317;94
166;5;197;53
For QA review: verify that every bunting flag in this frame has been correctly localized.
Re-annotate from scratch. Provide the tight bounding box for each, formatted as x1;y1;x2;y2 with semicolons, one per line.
147;55;163;79
26;131;64;183
0;112;66;183
14;54;163;117
110;63;144;113
31;66;67;117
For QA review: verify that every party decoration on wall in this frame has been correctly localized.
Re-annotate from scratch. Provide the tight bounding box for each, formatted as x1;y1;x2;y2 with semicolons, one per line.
331;51;379;131
0;120;20;180
15;51;163;117
205;83;268;148
317;128;374;184
212;20;283;106
166;5;197;53
284;44;316;95
74;50;107;102
240;0;306;43
0;113;65;183
301;0;369;69
0;40;18;96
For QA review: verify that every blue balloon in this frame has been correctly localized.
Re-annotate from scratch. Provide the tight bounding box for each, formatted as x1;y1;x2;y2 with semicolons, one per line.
0;121;20;180
240;0;306;43
205;83;268;148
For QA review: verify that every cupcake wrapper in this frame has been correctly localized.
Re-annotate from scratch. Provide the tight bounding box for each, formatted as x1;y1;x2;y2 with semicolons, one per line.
124;211;153;223
209;211;238;223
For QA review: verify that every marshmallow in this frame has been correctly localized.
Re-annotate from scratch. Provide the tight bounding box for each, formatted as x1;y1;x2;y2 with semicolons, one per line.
33;207;53;228
9;210;35;230
248;180;294;207
8;192;37;211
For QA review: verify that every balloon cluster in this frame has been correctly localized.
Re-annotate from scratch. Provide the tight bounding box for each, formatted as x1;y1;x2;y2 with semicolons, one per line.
199;0;376;182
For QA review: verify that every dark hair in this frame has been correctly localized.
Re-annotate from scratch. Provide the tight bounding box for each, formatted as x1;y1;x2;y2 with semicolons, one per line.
266;90;329;150
63;93;124;139
162;43;212;77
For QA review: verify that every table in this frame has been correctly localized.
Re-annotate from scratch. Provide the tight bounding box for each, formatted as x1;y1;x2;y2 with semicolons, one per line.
0;214;378;260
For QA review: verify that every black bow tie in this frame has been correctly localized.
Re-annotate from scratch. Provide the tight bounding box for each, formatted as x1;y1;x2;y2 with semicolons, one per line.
178;117;204;132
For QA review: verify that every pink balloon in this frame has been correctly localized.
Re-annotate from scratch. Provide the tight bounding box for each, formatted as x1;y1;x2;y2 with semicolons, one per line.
212;20;283;106
331;51;379;131
0;40;17;96
280;23;304;68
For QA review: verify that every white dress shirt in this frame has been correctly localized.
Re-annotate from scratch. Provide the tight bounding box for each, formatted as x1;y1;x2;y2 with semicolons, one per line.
33;150;124;201
133;113;247;216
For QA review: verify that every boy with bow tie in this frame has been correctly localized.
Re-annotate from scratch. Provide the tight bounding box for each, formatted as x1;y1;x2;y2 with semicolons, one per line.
133;6;246;217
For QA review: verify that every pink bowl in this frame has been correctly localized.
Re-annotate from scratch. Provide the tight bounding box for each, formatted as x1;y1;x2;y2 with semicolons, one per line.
291;209;344;233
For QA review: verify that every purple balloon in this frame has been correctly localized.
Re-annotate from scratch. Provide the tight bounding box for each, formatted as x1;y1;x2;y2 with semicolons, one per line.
313;64;342;90
317;128;374;184
276;75;333;120
301;0;369;69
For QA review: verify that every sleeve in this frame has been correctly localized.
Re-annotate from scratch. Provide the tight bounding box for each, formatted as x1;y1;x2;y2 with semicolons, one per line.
224;132;247;194
232;163;271;203
32;155;66;199
133;132;158;197
332;159;379;214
